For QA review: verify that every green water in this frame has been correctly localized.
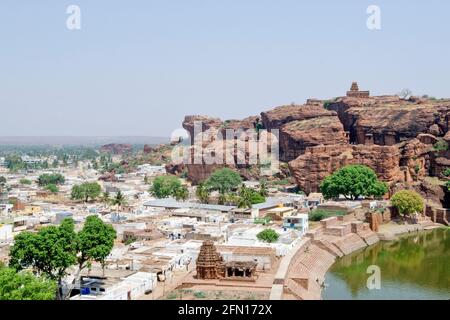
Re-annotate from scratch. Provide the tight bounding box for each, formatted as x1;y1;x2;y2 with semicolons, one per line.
322;228;450;300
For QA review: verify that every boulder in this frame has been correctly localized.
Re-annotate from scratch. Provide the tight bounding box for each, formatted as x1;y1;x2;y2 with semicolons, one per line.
279;115;348;162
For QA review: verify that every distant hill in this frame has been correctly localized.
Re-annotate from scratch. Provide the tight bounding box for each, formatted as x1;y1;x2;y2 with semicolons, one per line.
0;136;169;146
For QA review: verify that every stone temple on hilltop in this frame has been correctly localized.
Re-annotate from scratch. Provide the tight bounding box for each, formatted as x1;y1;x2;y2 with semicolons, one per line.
346;81;370;98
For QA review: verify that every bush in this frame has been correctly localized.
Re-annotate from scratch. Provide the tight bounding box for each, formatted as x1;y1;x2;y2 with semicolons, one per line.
166;292;178;300
250;191;266;205
309;211;327;222
309;209;347;221
19;178;32;185
193;291;206;299
45;183;59;193
256;229;279;243
391;190;424;216
433;140;448;152
442;168;450;177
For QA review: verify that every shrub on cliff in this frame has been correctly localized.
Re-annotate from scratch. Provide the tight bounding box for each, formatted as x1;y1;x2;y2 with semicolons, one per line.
433;140;448;152
391;190;424;216
320;165;388;200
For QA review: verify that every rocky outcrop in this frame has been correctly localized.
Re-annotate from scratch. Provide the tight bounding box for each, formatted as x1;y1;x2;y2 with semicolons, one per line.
326;97;450;145
179;85;450;199
100;144;132;155
289;144;402;193
399;138;433;181
261;103;335;131
279;116;348;162
182;115;224;143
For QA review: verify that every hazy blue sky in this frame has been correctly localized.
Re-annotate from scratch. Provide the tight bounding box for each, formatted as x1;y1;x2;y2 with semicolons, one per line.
1;0;449;137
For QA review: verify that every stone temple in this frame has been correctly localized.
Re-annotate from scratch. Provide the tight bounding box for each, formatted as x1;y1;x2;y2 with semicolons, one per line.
346;81;370;98
195;240;258;280
196;240;225;279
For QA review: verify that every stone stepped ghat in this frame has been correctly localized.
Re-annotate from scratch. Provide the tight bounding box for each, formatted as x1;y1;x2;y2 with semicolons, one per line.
283;215;380;300
309;215;380;256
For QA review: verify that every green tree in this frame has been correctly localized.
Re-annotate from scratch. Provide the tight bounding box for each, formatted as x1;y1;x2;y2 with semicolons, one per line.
71;182;102;202
237;186;266;209
391;190;424;216
256;229;279;243
37;173;65;186
77;216;116;277
9;219;78;299
0;267;57;300
320;165;388;200
206;168;242;194
45;183;59;193
0;176;6;187
195;182;211;204
111;190;127;211
150;175;182;198
446;181;450;191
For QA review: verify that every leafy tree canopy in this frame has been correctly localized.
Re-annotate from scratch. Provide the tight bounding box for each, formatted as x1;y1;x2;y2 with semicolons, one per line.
9;216;117;299
320;165;388;200
77;216;116;270
71;182;102;202
391;190;424;216
150;175;183;199
37;173;65;186
0;267;57;300
9;219;78;282
206;168;242;194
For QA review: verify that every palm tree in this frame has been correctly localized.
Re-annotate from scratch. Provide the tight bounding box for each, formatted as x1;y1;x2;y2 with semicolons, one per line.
195;182;211;204
237;186;253;209
259;179;269;197
100;191;111;207
111;190;127;211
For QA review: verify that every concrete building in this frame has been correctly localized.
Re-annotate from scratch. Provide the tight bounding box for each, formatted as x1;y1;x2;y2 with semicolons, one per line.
283;214;309;234
0;224;13;242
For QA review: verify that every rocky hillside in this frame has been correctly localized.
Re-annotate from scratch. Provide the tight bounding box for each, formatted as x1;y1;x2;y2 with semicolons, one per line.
172;83;450;203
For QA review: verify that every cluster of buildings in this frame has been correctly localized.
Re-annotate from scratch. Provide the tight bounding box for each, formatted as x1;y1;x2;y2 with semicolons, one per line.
0;154;386;300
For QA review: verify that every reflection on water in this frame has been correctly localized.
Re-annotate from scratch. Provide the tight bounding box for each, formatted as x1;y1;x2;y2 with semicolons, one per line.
322;228;450;300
